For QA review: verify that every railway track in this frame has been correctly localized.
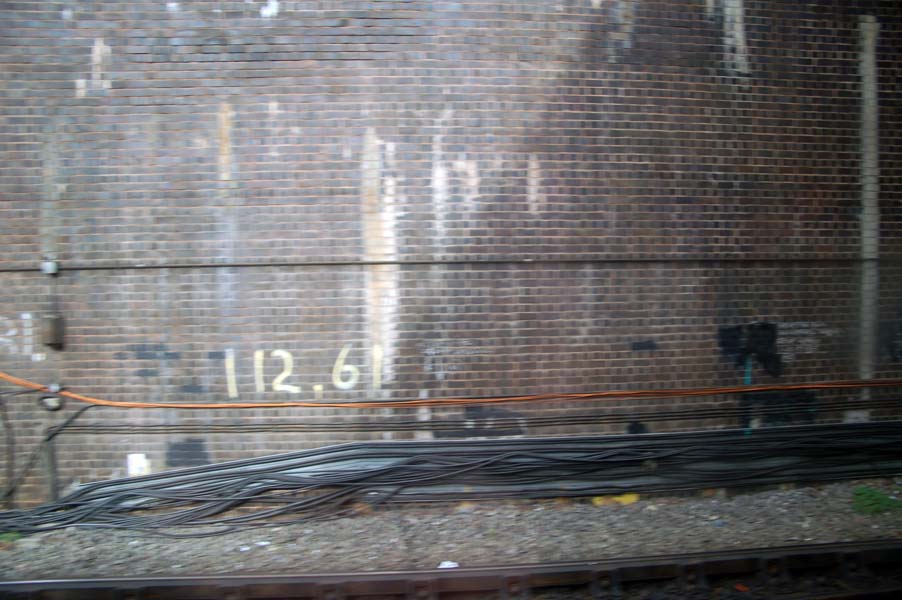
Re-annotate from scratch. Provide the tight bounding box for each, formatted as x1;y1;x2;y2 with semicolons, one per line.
1;539;901;599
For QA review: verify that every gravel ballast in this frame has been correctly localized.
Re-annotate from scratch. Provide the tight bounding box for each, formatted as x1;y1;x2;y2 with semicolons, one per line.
2;479;902;580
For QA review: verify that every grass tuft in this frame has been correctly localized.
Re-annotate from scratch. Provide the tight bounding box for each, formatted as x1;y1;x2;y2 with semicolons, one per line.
852;486;902;515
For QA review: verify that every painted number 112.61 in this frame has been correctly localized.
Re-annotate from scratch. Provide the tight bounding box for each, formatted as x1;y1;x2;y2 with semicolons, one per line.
221;345;383;399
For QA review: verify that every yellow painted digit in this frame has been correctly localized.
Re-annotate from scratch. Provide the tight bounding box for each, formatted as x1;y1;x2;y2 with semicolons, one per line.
271;349;301;393
372;343;383;391
224;348;238;399
332;344;359;390
254;349;265;393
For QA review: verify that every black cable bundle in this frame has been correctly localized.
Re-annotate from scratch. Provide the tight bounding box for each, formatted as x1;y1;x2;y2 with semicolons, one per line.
1;422;901;537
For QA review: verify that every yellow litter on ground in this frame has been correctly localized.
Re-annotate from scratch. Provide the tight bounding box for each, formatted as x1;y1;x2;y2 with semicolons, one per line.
591;493;640;507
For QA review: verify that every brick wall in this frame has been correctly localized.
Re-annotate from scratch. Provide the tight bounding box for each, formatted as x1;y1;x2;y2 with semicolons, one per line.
1;0;901;504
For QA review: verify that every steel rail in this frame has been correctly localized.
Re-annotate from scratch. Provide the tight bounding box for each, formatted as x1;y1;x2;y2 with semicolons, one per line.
1;539;901;599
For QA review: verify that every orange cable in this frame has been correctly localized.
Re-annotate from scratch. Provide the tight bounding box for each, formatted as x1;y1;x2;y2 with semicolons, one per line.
2;369;902;410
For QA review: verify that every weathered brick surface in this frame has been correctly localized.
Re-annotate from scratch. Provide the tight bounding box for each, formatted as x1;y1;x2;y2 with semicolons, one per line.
1;0;901;504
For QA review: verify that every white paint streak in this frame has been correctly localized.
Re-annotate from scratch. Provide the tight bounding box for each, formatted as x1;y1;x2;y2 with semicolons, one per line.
90;38;112;91
260;0;280;18
212;104;240;330
361;128;401;399
166;2;180;13
61;8;73;20
20;313;33;357
432;158;449;238
431;109;454;251
722;0;750;73
0;317;16;355
361;128;382;242
415;406;433;440
267;101;281;157
382;141;400;256
611;0;636;51
423;340;490;382
217;102;233;181
776;321;839;364
75;79;86;98
452;155;480;210
527;153;545;215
